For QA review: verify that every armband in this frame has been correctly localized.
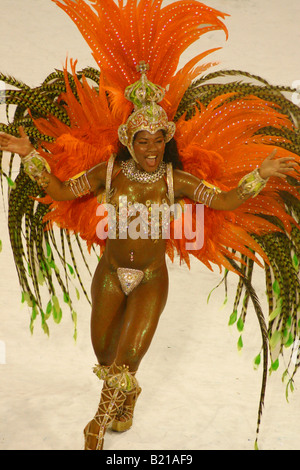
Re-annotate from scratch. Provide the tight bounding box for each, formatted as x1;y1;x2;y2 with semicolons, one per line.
237;168;268;199
22;149;51;188
64;172;92;198
194;180;222;207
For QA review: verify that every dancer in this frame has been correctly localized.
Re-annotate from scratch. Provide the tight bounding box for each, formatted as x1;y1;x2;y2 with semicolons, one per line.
0;72;297;450
0;0;300;450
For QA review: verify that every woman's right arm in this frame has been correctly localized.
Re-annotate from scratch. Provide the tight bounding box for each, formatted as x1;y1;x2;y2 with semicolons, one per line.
0;127;106;201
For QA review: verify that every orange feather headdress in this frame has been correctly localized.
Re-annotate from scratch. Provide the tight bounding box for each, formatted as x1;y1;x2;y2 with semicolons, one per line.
52;0;228;112
35;0;231;258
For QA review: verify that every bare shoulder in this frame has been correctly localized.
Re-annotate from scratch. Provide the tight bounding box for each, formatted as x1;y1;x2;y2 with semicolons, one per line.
87;155;121;190
173;168;201;198
87;161;107;186
173;168;199;182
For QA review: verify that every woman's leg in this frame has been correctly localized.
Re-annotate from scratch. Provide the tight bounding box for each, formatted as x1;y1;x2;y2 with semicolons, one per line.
84;362;136;450
90;258;127;366
85;263;169;449
110;265;169;430
114;263;169;371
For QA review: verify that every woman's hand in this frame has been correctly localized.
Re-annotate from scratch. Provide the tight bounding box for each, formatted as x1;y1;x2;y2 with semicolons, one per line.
0;126;33;157
259;149;298;180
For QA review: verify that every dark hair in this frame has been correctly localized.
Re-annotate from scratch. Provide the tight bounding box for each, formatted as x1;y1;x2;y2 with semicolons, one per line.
116;131;183;170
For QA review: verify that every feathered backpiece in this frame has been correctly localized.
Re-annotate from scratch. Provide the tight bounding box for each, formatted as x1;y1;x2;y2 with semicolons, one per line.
1;0;300;447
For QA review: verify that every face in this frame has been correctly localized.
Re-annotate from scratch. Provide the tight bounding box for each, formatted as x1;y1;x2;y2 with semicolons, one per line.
132;130;166;172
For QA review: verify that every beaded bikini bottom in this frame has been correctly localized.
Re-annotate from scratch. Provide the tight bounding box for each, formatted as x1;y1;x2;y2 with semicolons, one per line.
117;267;144;295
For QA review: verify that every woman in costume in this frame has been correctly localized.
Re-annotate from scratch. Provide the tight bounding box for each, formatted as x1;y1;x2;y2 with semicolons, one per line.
0;68;297;449
0;0;300;450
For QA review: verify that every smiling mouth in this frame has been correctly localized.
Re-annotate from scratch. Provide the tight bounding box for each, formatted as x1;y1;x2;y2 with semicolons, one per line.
145;155;158;168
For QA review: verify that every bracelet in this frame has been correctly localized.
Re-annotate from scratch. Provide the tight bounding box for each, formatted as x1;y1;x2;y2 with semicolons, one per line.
22;149;51;188
64;172;92;198
194;180;222;207
237;168;268;200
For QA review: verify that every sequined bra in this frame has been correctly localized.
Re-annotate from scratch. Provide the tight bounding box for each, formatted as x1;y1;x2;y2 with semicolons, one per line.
99;154;175;241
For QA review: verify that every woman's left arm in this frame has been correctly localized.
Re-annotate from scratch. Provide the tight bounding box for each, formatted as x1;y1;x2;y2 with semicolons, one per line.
174;150;298;211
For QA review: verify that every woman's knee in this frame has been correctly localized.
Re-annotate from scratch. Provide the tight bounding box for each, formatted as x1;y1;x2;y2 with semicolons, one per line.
115;344;146;371
93;341;142;370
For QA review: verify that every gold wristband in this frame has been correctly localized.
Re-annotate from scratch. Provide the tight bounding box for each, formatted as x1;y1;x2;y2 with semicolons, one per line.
64;172;92;198
237;168;268;200
22;149;51;188
194;180;222;207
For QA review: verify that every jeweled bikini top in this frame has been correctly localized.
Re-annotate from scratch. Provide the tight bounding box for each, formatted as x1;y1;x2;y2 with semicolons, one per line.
98;154;175;241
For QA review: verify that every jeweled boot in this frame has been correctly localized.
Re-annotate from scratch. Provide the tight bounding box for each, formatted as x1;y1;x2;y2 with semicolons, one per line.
83;363;138;450
112;375;142;432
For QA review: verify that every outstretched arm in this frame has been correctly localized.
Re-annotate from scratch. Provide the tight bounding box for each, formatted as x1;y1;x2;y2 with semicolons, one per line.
174;150;298;211
0;127;106;201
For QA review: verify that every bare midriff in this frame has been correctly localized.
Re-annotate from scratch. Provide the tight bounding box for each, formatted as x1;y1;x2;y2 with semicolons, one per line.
104;237;167;272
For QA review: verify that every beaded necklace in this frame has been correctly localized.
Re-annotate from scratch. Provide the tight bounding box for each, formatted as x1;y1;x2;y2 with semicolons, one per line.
120;159;167;183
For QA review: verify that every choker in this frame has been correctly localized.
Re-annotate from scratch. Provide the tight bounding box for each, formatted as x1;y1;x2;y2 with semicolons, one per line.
120;159;166;183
